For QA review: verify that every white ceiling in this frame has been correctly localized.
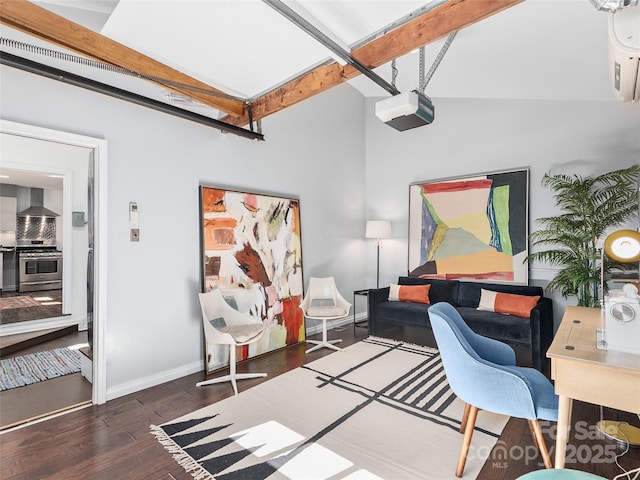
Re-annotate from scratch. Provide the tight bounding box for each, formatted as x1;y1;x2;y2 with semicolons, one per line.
0;169;63;190
0;0;622;126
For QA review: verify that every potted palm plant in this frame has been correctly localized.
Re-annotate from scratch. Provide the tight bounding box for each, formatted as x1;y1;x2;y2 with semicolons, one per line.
526;164;639;307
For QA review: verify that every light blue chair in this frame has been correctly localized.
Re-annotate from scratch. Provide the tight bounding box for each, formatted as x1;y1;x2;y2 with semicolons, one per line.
428;302;559;478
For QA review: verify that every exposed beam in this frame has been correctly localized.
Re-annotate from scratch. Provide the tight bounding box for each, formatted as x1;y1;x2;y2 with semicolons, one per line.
0;52;263;141
0;0;246;117
221;0;523;126
263;0;400;96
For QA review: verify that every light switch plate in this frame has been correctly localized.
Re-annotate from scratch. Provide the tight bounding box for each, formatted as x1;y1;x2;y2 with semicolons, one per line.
130;228;139;242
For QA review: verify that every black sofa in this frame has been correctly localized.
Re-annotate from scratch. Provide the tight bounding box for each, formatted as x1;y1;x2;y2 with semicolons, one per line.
368;276;554;372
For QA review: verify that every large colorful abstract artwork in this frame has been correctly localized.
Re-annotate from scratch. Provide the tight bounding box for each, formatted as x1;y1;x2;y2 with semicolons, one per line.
199;186;305;369
408;169;529;285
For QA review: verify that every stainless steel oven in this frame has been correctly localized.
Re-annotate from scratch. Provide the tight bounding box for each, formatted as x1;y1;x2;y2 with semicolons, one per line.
17;248;63;292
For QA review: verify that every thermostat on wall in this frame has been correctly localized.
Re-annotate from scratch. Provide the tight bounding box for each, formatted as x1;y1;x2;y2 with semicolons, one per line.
129;202;138;223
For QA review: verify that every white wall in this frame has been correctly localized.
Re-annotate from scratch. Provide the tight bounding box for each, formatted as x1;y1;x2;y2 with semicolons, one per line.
0;65;366;399
364;96;640;323
2;60;639;399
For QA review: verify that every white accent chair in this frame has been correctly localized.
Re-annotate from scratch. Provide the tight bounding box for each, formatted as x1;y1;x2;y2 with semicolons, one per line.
300;277;352;353
196;289;267;395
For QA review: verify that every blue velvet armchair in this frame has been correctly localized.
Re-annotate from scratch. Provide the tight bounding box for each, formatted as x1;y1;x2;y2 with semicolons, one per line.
428;302;559;478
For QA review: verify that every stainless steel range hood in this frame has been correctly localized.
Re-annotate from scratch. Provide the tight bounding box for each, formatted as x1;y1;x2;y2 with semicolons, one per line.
18;188;59;217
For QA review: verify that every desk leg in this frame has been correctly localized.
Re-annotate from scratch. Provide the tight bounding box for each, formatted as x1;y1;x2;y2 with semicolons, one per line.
555;395;573;468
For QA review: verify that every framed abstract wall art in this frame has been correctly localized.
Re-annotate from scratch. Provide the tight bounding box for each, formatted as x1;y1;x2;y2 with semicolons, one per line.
408;168;529;285
199;185;305;369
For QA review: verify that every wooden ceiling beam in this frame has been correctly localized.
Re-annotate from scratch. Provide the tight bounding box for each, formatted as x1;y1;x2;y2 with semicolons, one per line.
0;0;246;117
223;0;523;126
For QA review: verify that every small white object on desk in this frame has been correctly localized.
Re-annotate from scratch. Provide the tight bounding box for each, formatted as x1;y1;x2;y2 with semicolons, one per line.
604;282;640;354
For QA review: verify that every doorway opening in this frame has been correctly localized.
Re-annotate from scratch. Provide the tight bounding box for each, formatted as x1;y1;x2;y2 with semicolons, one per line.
0;120;107;428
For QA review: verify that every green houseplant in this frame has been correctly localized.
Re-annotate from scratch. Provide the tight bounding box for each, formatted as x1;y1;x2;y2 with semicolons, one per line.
526;164;639;307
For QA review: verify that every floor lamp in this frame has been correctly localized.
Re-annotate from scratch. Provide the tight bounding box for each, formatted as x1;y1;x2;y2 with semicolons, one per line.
597;228;640;446
366;220;391;288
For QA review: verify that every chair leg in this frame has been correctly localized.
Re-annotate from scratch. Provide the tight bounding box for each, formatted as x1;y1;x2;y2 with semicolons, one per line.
229;348;239;396
529;419;553;469
196;345;267;395
528;420;540;450
204;343;212;375
305;319;343;353
456;405;478;477
460;403;470;434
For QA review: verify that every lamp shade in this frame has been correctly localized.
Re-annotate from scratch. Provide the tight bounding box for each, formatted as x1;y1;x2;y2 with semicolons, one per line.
365;220;391;239
604;229;640;263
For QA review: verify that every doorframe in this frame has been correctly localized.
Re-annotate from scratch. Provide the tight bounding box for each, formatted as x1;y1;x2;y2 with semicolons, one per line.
0;119;108;405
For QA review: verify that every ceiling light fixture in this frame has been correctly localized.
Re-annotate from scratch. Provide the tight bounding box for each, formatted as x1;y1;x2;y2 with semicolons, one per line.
163;91;210;108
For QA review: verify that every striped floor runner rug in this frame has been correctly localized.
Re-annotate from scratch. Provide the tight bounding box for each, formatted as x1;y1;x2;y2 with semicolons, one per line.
151;336;509;479
0;347;81;390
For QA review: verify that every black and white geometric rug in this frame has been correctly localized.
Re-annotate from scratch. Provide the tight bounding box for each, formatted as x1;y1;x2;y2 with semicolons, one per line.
151;337;508;479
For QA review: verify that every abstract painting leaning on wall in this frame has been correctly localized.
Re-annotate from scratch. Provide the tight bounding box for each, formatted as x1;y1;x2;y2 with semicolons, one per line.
199;185;305;369
408;168;529;285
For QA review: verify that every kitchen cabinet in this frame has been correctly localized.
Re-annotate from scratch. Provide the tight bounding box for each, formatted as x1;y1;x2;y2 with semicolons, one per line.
1;196;17;231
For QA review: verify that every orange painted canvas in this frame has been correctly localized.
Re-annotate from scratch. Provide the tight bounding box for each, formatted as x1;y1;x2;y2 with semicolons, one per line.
199;186;305;368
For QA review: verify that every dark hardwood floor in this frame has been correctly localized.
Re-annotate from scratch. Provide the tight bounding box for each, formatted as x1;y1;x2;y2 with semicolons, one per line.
0;329;92;429
0;324;638;479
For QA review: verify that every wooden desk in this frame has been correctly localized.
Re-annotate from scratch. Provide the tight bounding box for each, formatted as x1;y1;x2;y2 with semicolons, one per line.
547;306;640;468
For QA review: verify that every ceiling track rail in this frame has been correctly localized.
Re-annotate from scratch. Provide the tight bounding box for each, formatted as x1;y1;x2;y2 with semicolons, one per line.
262;0;400;96
0;37;248;104
0;52;264;141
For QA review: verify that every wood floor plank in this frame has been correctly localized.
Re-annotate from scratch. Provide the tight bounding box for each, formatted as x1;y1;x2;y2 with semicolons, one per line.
1;326;638;479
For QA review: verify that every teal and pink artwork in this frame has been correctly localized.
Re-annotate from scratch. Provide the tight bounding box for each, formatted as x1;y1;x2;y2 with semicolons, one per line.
408;169;529;284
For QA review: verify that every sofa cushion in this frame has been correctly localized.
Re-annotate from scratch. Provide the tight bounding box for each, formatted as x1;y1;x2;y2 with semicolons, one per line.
477;289;541;318
457;307;531;346
398;277;459;305
375;301;432;329
457;281;544;308
389;284;431;304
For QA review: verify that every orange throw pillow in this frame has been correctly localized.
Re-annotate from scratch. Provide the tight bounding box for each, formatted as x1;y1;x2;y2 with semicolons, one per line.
477;289;540;318
389;284;431;304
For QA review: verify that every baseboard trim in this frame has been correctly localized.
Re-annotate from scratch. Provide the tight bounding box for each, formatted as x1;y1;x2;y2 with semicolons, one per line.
0;324;78;356
106;360;203;401
106;312;368;401
0;315;81;337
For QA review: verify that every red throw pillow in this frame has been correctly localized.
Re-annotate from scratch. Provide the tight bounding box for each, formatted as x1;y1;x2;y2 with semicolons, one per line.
389;284;431;304
477;289;540;318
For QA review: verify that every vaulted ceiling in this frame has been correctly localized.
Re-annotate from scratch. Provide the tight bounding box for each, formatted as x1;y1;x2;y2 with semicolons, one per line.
0;0;616;136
